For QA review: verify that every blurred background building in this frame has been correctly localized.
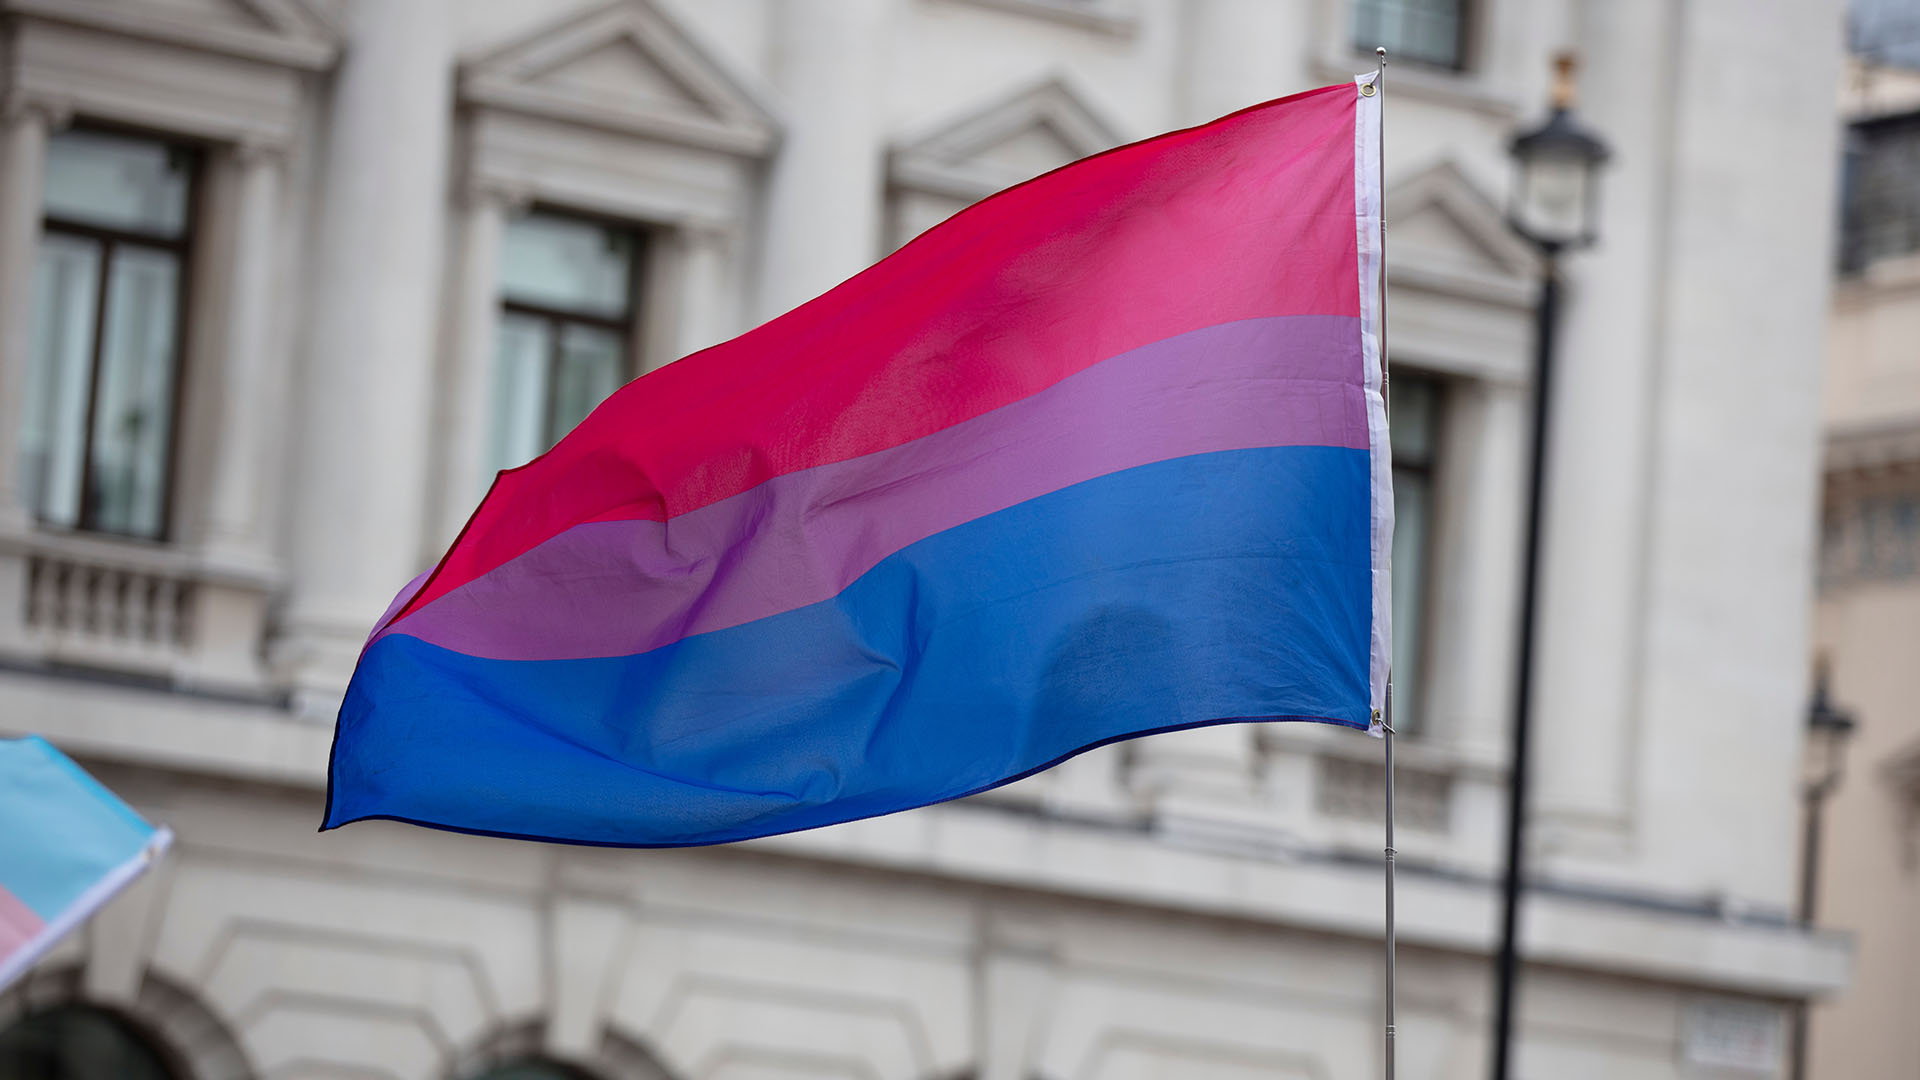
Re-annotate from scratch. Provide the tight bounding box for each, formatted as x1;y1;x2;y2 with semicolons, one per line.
1806;4;1920;1078
0;0;1854;1077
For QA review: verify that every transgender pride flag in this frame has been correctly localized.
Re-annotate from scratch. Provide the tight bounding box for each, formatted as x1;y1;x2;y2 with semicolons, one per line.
1;737;171;991
325;74;1391;847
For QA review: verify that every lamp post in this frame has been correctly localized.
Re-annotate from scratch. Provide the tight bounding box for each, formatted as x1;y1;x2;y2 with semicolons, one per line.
1790;660;1856;1080
1489;52;1611;1080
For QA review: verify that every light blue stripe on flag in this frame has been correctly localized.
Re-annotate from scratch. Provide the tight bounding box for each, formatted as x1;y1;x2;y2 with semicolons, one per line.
0;736;169;992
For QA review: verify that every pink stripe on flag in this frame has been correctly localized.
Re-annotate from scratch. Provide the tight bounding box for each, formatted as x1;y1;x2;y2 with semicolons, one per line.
382;315;1364;661
0;883;44;962
390;85;1361;630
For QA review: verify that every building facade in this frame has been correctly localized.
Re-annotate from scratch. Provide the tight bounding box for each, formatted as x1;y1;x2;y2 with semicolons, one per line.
0;1;1849;1078
1806;41;1920;1080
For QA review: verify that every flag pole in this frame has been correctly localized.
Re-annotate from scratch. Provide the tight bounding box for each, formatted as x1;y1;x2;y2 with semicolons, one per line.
1374;44;1397;1080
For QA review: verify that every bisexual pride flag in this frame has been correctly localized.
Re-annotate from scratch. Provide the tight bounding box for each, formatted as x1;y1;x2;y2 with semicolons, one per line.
325;75;1391;847
0;737;171;991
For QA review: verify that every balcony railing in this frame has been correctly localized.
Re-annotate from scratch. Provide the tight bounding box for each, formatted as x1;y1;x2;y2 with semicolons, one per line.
25;552;196;660
0;526;275;693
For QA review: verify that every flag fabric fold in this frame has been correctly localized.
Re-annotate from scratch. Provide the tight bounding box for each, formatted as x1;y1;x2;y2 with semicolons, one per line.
0;736;171;992
325;74;1390;847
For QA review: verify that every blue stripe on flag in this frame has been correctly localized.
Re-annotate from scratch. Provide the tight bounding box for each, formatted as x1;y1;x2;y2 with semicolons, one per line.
326;445;1372;846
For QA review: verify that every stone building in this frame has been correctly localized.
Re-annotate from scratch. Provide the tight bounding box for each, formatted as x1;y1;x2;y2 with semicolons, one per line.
1805;31;1920;1080
0;0;1849;1077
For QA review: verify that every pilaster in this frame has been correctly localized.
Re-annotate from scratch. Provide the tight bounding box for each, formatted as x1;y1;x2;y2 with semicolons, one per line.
198;140;287;565
0;95;65;532
276;0;453;710
755;0;888;319
428;182;515;555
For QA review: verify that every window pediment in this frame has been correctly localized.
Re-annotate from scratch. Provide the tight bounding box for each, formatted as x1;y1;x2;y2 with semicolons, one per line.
460;0;777;158
5;0;339;70
891;75;1125;202
1377;160;1539;385
1385;158;1540;304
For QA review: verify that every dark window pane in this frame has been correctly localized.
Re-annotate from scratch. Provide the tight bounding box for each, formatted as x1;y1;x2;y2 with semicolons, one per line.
88;245;181;538
499;212;636;320
1388;375;1437;464
1389;372;1443;734
1351;0;1465;70
487;312;554;477
1841;114;1920;270
21;234;103;528
1392;465;1432;733
490;211;640;491
548;323;625;445
23;129;192;540
42;130;192;238
0;1005;178;1080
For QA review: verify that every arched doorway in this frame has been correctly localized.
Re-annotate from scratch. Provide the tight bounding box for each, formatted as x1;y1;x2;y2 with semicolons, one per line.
450;1021;677;1080
0;1003;181;1079
467;1060;599;1080
0;968;251;1080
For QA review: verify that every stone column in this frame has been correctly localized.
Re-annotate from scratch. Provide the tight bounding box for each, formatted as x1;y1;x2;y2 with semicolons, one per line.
1440;379;1526;764
754;0;888;320
1531;0;1679;857
277;0;453;708
0;97;60;531
427;185;509;555
1179;0;1310;125
172;142;289;692
200;142;284;564
0;98;58;659
669;221;738;362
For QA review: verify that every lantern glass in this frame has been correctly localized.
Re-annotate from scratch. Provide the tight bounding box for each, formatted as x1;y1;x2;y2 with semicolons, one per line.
1803;722;1847;790
1511;148;1593;249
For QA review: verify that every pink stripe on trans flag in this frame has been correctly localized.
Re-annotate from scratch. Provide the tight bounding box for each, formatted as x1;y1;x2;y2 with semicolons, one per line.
380;315;1366;662
0;883;44;962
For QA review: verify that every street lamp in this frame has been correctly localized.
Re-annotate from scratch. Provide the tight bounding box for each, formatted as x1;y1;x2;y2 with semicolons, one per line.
1790;659;1856;1080
1505;54;1613;253
1488;51;1612;1080
1802;660;1858;842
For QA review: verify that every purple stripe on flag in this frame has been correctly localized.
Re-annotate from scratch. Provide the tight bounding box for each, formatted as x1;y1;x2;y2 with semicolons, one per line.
381;315;1364;662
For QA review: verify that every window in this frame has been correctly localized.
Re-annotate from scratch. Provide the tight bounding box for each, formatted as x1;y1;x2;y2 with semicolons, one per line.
19;129;197;539
488;210;643;478
0;1004;180;1079
1840;113;1920;272
1390;373;1441;733
1827;492;1920;582
1351;0;1467;70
